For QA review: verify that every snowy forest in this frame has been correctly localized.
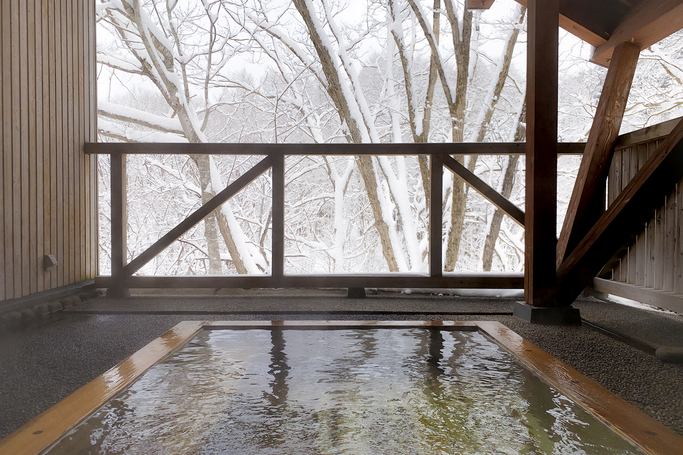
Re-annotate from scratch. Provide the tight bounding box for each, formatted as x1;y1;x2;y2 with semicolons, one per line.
95;0;683;277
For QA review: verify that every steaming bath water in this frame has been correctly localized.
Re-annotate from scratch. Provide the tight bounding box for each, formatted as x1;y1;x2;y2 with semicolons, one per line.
42;328;643;454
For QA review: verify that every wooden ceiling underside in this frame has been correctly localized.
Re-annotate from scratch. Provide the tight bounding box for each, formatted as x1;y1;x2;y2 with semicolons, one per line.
471;0;683;66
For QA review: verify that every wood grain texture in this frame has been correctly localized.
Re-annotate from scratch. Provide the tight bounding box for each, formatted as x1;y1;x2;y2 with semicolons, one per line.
0;321;205;455
607;126;683;299
524;0;559;306
84;142;586;156
478;320;683;454
0;0;96;305
558;119;683;304
430;153;443;277
592;0;683;66
0;0;5;299
557;42;638;266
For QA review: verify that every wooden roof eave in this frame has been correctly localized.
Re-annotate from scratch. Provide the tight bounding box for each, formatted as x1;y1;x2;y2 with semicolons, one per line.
470;0;683;67
591;0;683;66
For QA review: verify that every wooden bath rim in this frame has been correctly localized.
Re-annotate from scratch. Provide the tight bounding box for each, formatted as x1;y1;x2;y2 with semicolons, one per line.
1;320;681;455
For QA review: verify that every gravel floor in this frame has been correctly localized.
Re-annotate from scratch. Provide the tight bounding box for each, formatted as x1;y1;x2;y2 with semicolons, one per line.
1;294;682;441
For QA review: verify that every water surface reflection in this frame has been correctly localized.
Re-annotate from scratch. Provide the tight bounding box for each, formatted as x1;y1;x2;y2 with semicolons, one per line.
44;328;643;454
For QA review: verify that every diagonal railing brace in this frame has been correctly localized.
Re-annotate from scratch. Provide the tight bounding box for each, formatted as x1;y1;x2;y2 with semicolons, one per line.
119;155;273;277
442;154;525;227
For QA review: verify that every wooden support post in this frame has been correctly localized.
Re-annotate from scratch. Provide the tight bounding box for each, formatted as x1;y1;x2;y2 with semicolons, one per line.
108;153;129;297
430;153;443;278
557;42;640;266
271;153;285;278
523;0;559;308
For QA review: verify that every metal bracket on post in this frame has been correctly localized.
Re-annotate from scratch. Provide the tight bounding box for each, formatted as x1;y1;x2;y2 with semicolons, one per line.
348;288;366;299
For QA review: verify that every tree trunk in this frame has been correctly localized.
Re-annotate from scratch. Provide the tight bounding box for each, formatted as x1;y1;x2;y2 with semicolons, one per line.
443;2;473;271
294;0;401;271
482;103;526;270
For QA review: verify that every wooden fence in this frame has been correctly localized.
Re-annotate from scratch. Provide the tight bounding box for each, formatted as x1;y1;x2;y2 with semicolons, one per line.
596;118;683;312
87;142;584;294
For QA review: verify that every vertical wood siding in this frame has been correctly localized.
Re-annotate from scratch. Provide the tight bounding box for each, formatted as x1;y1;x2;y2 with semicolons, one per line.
1;0;96;302
607;133;683;297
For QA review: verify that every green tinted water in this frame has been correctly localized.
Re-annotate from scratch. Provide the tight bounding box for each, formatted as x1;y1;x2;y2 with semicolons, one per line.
44;329;644;454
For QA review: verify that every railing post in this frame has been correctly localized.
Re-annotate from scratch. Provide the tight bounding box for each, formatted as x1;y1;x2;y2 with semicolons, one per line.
108;153;129;297
272;153;285;281
430;153;443;278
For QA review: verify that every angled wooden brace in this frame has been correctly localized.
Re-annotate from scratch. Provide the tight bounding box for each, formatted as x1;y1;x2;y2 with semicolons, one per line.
119;156;273;278
442;154;525;227
557;118;683;305
557;42;640;267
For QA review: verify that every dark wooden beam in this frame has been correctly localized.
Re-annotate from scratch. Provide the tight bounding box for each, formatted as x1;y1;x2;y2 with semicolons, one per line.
430;153;443;277
442;154;525;227
108;154;128;298
525;0;559;307
613;116;681;150
85;142;586;156
513;0;609;50
557;42;639;266
95;273;524;290
557;118;683;305
271;153;285;278
120;156;272;277
592;0;683;66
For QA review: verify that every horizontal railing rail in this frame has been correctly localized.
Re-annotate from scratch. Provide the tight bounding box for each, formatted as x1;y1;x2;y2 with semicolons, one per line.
85;142;586;156
91;142;588;295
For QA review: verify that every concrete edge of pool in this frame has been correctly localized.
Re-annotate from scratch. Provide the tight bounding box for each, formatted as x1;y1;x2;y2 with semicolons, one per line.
1;320;681;455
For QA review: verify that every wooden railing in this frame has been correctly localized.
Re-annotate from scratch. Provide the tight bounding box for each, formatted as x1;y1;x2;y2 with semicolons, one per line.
595;118;683;312
85;142;585;295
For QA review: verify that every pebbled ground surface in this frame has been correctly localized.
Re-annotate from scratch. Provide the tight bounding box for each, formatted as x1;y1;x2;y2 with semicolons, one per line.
1;293;682;441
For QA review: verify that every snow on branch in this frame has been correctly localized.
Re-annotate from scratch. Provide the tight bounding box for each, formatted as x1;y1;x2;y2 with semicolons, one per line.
98;53;144;74
99;100;185;134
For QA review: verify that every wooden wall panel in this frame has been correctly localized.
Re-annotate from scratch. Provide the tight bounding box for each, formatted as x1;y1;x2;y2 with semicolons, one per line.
607;125;683;299
0;0;97;303
0;0;5;300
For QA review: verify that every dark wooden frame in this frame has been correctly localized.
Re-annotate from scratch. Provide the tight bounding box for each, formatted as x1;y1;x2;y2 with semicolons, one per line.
86;142;580;293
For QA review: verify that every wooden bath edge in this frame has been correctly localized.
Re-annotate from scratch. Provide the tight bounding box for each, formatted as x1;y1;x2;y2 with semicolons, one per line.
1;320;681;455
